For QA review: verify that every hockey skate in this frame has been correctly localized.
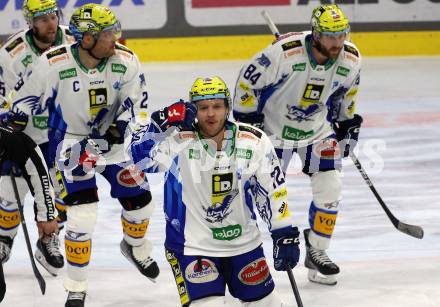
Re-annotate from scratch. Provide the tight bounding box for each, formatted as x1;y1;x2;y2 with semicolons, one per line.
304;229;340;285
120;239;159;281
0;236;13;263
65;291;86;307
35;234;64;276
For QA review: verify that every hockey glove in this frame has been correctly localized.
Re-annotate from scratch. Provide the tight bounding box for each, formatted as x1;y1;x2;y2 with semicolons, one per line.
334;114;363;158
2;110;28;131
151;101;197;132
271;226;300;271
104;120;128;145
233;111;265;130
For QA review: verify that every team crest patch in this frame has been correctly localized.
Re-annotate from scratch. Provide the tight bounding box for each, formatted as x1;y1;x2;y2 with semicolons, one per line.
185;259;219;283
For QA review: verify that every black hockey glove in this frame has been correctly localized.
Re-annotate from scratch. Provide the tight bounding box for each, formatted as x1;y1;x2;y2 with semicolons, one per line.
1;110;28;132
104;120;128;145
334;114;363;158
271;226;300;271
233;111;265;130
151;100;197;132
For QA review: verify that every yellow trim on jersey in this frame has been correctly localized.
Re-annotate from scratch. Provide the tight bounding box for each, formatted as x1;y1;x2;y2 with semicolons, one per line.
126;31;440;62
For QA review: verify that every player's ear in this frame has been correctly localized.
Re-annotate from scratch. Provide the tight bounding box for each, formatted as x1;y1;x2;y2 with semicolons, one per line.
81;32;94;47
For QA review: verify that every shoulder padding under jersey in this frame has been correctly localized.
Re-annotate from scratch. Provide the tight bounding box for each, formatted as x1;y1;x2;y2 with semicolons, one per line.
238;124;262;139
115;43;134;55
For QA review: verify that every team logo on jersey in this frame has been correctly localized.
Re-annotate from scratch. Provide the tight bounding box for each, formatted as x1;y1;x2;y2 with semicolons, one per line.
256;53;271;68
285;103;320;122
238;258;270;285
204;173;238;223
185;259;219;284
300;83;324;106
88;88;108;117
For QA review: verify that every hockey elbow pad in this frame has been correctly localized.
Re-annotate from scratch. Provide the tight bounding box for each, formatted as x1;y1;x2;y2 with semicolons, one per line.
233;111;264;130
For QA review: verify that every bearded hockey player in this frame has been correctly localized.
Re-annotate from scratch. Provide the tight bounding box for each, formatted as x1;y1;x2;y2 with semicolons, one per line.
10;4;158;306
130;77;300;307
0;0;74;276
233;4;363;285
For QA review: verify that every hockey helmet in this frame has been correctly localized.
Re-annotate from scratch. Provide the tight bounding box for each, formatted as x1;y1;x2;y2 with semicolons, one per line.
69;4;121;42
189;76;231;107
311;4;350;36
22;0;59;25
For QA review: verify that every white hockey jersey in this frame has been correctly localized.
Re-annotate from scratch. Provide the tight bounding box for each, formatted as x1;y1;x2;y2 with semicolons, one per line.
133;122;294;257
233;31;361;148
0;26;74;145
11;42;149;165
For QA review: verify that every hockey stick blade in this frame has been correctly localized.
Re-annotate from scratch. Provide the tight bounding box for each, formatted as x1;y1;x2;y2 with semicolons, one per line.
397;221;424;239
350;154;424;239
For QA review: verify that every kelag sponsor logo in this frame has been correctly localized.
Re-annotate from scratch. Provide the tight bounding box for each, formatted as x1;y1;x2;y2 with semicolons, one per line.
211;224;242;241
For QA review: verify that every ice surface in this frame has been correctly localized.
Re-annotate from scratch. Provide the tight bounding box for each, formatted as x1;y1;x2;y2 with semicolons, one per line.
2;57;440;306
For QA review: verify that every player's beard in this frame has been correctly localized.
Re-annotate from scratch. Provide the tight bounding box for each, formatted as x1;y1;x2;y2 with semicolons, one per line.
314;39;342;60
33;27;57;45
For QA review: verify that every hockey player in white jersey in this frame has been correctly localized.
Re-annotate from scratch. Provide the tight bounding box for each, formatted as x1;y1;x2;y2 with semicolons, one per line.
0;0;74;276
233;4;363;285
11;4;158;306
130;77;300;307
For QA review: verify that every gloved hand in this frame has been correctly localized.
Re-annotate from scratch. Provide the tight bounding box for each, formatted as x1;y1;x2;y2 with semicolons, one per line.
271;226;300;271
334;114;363;158
104;120;128;145
151;100;197;132
1;110;28;131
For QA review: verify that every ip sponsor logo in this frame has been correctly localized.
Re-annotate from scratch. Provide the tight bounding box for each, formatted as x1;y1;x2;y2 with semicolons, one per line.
185;259;219;283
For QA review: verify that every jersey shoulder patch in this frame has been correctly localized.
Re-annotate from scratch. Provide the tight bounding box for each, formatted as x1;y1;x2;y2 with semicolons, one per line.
344;44;359;57
238;124;262;139
5;36;24;54
46;46;67;60
281;40;302;51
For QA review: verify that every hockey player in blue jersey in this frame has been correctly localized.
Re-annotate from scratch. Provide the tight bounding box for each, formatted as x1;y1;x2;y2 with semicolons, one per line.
10;4;159;306
130;76;300;307
233;4;363;285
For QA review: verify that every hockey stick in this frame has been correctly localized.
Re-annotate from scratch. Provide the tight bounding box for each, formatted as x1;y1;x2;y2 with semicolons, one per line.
285;264;303;307
10;168;46;294
0;261;5;302
350;154;424;239
261;10;280;38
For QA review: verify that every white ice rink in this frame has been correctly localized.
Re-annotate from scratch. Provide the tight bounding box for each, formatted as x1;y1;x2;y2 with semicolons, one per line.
2;57;440;306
